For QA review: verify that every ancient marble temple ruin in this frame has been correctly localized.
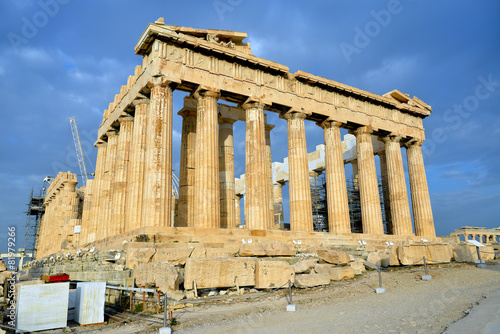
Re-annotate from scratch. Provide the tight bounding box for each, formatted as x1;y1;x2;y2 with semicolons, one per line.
36;19;438;258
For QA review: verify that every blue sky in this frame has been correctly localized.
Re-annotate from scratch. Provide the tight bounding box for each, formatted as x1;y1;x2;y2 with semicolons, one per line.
1;0;499;254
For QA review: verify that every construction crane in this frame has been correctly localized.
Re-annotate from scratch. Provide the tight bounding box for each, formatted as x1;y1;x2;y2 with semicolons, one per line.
69;117;89;186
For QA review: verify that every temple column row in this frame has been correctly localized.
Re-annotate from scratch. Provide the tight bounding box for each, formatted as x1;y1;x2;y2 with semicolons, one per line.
80;80;174;243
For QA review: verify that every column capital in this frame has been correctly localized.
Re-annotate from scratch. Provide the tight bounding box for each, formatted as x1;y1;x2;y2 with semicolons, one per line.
281;111;307;121
118;115;134;123
178;108;197;118
106;129;118;138
318;119;344;129
193;89;220;100
351;125;373;136
265;123;275;131
95;140;107;148
380;134;402;143
405;138;423;148
147;75;178;88
132;97;150;106
241;101;266;111
218;116;237;125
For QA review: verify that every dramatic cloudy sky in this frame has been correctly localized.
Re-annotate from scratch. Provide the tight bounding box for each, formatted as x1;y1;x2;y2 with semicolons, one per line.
1;0;499;255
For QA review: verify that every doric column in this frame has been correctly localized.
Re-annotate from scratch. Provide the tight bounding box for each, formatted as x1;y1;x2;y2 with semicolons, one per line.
177;107;197;227
273;182;285;227
54;188;63;252
378;151;391;232
102;130;118;238
382;135;413;236
142;82;174;227
63;180;79;245
265;119;277;229
111;116;134;235
353;126;384;235
406;140;436;237
219;117;237;229
321;121;351;234
235;194;242;227
79;179;93;243
283;112;313;232
193;90;220;228
87;141;107;243
125;100;148;231
244;102;271;230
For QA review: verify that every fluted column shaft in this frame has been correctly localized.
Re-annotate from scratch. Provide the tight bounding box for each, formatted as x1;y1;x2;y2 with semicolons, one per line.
382;135;413;236
125;101;148;231
235;195;242;227
244;102;271;230
142;83;173;227
406;140;436;237
64;181;79;245
193;90;220;228
353;126;384;235
265;121;277;229
177;108;197;227
88;142;107;243
79;179;93;243
102;130;118;238
322;121;351;234
284;112;313;232
273;182;285;226
111;116;134;235
219;118;236;228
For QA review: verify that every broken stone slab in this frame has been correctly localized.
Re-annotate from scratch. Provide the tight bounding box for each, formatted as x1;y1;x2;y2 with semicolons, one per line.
125;248;155;269
388;248;401;266
453;244;495;262
169;290;185;301
255;261;295;289
239;244;266;257
184;257;257;290
314;264;355;281
426;244;453;263
316;249;350;265
294;274;330;288
397;245;426;265
292;259;317;274
154;247;193;265
366;251;390;268
349;260;366;275
133;262;180;293
264;244;296;256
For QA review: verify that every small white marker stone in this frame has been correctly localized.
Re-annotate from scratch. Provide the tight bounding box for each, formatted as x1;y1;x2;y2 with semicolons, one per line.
287;304;297;312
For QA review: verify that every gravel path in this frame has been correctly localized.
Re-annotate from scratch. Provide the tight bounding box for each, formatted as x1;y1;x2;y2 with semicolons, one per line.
171;262;500;334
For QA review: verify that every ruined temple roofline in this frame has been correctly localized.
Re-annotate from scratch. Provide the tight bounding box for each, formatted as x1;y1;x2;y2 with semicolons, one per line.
135;20;431;116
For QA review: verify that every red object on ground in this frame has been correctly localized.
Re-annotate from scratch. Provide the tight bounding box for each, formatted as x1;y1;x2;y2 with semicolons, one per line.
41;274;70;282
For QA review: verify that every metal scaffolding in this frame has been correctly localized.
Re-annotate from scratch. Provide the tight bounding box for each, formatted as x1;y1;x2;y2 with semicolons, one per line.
311;175;391;234
24;186;46;259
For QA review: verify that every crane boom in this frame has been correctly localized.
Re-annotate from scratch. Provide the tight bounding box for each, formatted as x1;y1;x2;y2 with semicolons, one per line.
69;117;88;186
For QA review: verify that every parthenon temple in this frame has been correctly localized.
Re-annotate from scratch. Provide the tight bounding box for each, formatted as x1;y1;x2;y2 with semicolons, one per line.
35;19;439;259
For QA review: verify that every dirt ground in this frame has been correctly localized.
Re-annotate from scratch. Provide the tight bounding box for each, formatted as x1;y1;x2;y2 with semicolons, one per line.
29;261;500;334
